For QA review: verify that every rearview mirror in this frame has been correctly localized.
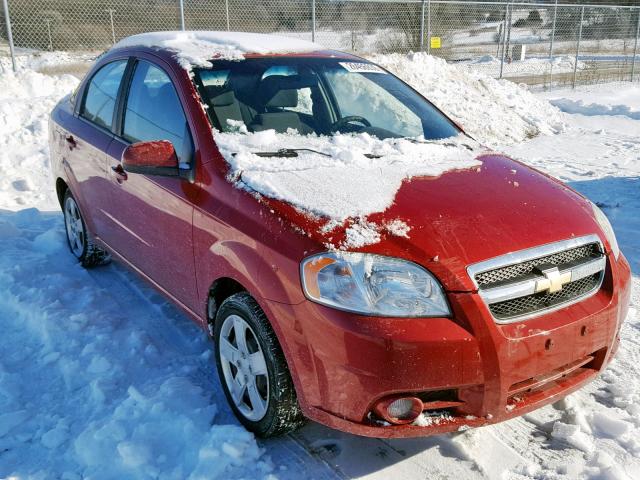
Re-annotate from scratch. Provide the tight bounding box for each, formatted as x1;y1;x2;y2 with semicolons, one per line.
122;140;179;177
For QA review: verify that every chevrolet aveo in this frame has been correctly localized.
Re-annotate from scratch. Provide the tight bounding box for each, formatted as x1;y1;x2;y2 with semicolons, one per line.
50;32;631;438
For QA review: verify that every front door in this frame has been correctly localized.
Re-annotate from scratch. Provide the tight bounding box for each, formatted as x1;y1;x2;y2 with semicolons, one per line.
103;59;199;312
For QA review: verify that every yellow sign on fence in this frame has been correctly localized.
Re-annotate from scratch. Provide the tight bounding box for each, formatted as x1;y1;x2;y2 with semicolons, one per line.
430;36;441;49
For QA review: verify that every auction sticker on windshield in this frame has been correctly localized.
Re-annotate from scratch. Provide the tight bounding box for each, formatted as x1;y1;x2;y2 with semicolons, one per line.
339;62;386;74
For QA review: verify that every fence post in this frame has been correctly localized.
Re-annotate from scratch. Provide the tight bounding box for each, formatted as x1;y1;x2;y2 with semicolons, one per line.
573;5;584;89
499;3;509;79
632;8;640;82
548;1;558;88
420;0;425;52
106;9;116;45
505;2;512;60
179;0;185;30
225;0;230;31
549;0;557;59
427;0;431;55
45;19;52;51
2;0;16;72
311;0;315;42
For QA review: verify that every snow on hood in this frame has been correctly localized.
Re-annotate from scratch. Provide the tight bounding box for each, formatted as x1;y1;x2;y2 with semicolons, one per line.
113;31;323;70
215;128;482;247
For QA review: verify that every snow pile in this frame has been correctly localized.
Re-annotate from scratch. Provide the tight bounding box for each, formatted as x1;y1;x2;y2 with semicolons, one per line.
368;52;566;146
215;128;481;221
0;69;79;210
114;31;322;70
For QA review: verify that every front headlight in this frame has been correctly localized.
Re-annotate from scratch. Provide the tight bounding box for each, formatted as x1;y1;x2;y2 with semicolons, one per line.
590;201;620;259
300;252;450;317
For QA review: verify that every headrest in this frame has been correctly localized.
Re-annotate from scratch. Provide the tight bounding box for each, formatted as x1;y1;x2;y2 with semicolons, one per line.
258;74;317;107
266;89;297;108
209;89;236;107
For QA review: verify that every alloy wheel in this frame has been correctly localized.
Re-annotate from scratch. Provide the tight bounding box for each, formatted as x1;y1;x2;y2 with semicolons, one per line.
218;314;269;421
64;196;85;258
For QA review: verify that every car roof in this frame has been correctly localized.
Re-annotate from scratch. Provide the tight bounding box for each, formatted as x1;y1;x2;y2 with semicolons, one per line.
110;31;361;65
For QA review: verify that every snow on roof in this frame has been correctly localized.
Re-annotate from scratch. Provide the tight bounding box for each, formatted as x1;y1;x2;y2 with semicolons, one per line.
113;31;324;70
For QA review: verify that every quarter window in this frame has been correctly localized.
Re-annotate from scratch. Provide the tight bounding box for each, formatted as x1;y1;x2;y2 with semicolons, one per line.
123;61;193;164
81;60;127;129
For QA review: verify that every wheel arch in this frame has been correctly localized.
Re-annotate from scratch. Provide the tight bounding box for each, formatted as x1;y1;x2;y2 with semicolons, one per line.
56;177;69;209
207;276;247;326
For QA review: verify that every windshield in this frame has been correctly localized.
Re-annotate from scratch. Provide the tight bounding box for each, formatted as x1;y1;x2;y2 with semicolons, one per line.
194;57;459;140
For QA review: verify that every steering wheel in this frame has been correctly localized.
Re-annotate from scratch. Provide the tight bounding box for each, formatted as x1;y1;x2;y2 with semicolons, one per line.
330;115;371;133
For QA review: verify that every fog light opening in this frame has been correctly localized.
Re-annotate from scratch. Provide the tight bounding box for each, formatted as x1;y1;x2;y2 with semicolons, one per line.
373;396;423;425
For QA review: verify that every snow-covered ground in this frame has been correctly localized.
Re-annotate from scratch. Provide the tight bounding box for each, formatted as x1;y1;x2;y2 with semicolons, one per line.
461;54;586;80
0;50;638;479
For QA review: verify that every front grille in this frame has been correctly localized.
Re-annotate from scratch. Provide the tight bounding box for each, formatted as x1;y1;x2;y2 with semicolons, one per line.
489;273;601;320
475;243;600;288
468;235;606;322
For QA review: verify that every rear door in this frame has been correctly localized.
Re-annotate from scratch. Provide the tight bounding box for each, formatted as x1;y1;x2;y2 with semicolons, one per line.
103;58;199;312
56;59;129;236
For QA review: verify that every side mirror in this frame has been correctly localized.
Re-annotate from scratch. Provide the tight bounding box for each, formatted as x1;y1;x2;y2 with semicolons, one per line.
122;140;179;177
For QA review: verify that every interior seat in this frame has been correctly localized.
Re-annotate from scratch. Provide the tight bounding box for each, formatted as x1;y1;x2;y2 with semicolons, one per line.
250;75;317;134
206;88;245;132
250;88;313;134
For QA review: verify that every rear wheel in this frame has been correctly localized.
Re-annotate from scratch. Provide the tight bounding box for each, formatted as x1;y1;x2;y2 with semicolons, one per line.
213;292;305;437
62;190;110;268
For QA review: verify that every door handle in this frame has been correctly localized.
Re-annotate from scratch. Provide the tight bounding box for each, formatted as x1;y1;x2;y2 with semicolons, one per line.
65;135;77;150
111;164;128;183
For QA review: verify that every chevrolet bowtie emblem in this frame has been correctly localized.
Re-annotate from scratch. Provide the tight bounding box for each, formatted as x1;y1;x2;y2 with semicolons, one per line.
534;265;572;294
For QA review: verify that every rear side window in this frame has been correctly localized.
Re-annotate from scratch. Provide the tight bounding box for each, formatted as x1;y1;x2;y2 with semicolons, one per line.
122;60;193;164
81;60;127;130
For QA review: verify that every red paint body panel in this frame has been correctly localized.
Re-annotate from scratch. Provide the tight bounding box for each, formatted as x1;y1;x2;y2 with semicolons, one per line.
49;44;632;438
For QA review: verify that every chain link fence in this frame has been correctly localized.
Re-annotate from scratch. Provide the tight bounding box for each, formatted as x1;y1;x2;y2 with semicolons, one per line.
1;0;639;88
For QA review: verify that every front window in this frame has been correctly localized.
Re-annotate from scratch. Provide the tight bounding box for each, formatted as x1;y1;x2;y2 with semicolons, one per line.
123;60;194;164
194;57;459;140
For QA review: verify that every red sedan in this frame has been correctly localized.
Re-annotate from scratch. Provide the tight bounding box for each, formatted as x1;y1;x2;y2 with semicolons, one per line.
49;32;631;438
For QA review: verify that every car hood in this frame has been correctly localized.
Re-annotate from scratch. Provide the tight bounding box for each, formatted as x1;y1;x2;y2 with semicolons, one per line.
262;154;603;292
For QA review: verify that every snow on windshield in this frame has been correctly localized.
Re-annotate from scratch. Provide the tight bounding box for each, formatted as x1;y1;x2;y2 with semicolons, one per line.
113;31;322;70
215;128;482;247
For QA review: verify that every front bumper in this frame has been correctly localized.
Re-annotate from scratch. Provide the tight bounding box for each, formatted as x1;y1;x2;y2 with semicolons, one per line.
265;252;631;438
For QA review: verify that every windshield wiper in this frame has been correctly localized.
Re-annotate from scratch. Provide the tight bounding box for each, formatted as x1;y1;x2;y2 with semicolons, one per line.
234;148;331;158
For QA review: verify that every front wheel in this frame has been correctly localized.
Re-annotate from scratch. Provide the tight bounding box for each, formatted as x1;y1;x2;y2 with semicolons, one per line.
213;292;305;437
62;190;110;268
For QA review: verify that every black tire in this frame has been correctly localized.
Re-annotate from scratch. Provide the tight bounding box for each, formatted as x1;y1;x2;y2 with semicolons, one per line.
213;292;305;437
62;189;110;268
